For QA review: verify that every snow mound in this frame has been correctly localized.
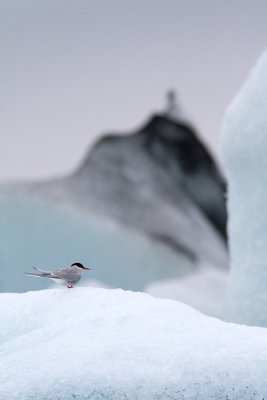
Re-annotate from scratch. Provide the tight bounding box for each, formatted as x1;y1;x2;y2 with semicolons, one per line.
221;48;267;326
0;288;266;399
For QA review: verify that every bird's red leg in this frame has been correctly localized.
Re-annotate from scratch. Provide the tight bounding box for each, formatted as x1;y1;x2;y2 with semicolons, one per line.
67;285;74;289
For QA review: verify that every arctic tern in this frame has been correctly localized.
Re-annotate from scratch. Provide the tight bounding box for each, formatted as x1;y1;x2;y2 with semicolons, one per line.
25;262;91;288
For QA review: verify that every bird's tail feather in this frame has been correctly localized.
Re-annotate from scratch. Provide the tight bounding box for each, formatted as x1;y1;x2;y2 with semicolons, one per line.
24;272;47;278
33;266;49;273
24;271;55;278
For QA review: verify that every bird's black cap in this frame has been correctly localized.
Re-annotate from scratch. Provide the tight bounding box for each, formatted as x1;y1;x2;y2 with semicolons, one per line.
71;262;91;270
71;262;84;269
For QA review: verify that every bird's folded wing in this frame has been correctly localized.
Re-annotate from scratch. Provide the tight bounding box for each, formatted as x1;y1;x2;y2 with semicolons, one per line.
53;268;78;280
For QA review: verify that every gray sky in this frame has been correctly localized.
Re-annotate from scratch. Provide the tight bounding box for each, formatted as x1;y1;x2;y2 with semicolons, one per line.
1;0;267;181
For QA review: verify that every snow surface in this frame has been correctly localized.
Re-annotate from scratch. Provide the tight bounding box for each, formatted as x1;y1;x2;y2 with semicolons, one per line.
221;48;267;326
0;288;266;399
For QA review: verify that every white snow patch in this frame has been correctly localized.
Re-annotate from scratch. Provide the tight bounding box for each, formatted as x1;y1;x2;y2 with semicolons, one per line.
0;287;266;399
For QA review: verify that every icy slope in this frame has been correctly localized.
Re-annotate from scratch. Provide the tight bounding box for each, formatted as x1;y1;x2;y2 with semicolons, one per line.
221;48;267;326
0;288;266;400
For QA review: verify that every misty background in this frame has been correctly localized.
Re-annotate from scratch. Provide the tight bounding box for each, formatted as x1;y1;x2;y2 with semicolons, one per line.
1;0;267;181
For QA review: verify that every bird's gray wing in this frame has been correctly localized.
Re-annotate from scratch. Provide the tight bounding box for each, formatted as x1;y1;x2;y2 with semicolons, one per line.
53;267;78;281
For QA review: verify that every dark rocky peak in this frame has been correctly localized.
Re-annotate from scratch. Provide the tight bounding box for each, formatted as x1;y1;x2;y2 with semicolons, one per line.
80;114;227;239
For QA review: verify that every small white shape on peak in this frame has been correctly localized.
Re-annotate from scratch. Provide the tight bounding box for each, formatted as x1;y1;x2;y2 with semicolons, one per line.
164;89;187;123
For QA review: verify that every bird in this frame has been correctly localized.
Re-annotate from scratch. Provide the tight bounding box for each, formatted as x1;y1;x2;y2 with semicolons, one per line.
25;262;92;288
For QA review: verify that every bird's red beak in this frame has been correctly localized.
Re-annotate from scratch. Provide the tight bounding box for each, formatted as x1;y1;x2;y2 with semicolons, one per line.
83;267;91;270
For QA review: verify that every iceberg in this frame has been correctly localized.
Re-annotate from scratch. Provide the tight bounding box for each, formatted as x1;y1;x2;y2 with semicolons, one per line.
221;49;267;326
0;287;266;399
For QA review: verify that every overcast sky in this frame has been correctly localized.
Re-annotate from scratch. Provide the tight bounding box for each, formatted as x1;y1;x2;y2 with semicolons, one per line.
1;0;267;181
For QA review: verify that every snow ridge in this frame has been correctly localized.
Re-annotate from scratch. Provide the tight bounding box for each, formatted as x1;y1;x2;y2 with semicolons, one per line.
0;288;266;399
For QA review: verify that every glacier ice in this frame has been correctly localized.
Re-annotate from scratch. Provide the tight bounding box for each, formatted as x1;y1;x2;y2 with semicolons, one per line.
0;287;266;399
221;49;267;326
